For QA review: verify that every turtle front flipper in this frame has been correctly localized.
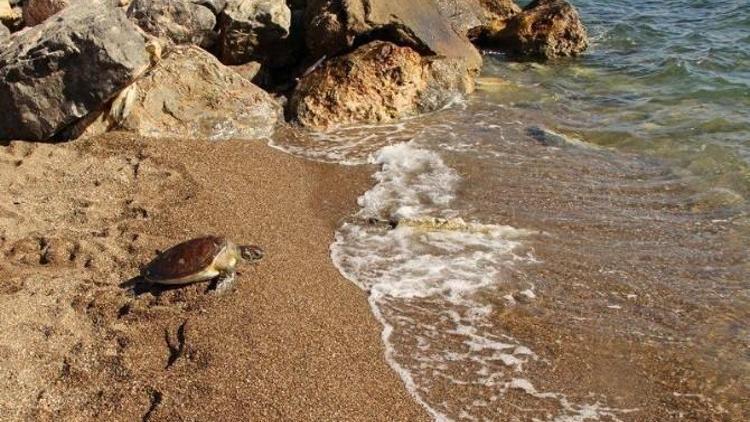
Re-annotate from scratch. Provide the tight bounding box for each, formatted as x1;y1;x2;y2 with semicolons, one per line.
211;271;237;295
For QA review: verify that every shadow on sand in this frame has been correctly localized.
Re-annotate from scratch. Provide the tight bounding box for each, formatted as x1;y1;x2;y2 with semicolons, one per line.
119;276;220;296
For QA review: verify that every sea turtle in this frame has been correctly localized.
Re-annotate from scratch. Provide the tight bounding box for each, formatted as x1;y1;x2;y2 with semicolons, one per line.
141;236;264;293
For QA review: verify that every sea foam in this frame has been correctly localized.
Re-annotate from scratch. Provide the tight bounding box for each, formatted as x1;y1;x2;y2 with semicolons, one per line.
272;123;628;420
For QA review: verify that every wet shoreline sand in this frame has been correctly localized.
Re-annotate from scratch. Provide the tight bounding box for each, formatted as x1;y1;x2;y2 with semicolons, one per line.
0;134;427;420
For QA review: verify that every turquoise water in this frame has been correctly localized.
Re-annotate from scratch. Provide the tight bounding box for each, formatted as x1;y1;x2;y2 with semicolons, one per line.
490;0;750;197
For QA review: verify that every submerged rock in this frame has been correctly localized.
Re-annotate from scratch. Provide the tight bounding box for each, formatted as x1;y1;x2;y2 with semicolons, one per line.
489;0;588;58
72;46;281;140
290;41;474;129
0;1;150;141
304;0;481;72
127;0;218;48
217;0;291;66
0;21;8;42
23;0;71;26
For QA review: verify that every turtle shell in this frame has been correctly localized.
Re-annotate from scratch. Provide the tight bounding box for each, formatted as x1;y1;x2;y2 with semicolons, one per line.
142;236;228;282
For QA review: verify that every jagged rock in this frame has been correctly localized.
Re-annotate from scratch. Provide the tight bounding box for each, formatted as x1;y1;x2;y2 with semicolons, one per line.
490;0;588;58
23;0;71;26
217;0;291;66
0;1;150;141
127;0;217;48
303;0;482;72
434;0;520;39
290;41;474;129
73;46;282;140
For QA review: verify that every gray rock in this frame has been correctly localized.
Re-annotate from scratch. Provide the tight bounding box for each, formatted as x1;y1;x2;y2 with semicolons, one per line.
303;0;482;72
72;46;281;140
127;0;217;48
217;0;291;66
0;1;150;141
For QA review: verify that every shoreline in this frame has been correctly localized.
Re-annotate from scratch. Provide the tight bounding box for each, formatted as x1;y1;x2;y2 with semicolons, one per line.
0;134;428;420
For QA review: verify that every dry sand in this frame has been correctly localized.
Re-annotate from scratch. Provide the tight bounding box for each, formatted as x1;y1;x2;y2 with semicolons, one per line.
0;134;428;421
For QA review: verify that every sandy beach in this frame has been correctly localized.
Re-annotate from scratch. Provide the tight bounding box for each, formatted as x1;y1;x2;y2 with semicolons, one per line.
3;0;749;419
0;134;427;421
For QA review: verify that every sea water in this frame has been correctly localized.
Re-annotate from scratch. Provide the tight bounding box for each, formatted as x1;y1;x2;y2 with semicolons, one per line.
271;1;750;419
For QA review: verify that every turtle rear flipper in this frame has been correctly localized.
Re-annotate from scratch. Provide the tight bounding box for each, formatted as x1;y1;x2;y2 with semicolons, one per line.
209;271;237;295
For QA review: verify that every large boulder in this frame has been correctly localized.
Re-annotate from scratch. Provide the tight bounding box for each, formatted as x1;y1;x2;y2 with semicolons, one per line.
127;0;217;48
304;0;482;72
217;0;291;66
434;0;520;39
23;0;71;26
0;1;150;141
490;0;588;58
72;46;282;140
289;41;474;129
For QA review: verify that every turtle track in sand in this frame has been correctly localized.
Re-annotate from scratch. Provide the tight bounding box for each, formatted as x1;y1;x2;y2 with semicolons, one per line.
0;133;428;421
0;137;195;420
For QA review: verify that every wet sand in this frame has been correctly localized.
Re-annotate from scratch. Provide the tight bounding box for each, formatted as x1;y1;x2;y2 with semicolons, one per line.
0;134;427;421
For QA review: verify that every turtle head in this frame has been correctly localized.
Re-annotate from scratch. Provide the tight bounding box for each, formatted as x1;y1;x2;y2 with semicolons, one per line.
238;245;264;263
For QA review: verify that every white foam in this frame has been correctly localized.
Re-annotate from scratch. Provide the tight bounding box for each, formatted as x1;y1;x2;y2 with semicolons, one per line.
358;143;461;221
505;379;634;422
330;140;637;420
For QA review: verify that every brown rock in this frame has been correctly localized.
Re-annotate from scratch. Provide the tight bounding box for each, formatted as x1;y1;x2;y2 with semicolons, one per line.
304;0;481;72
73;46;282;140
290;41;474;129
490;0;588;58
23;0;71;26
